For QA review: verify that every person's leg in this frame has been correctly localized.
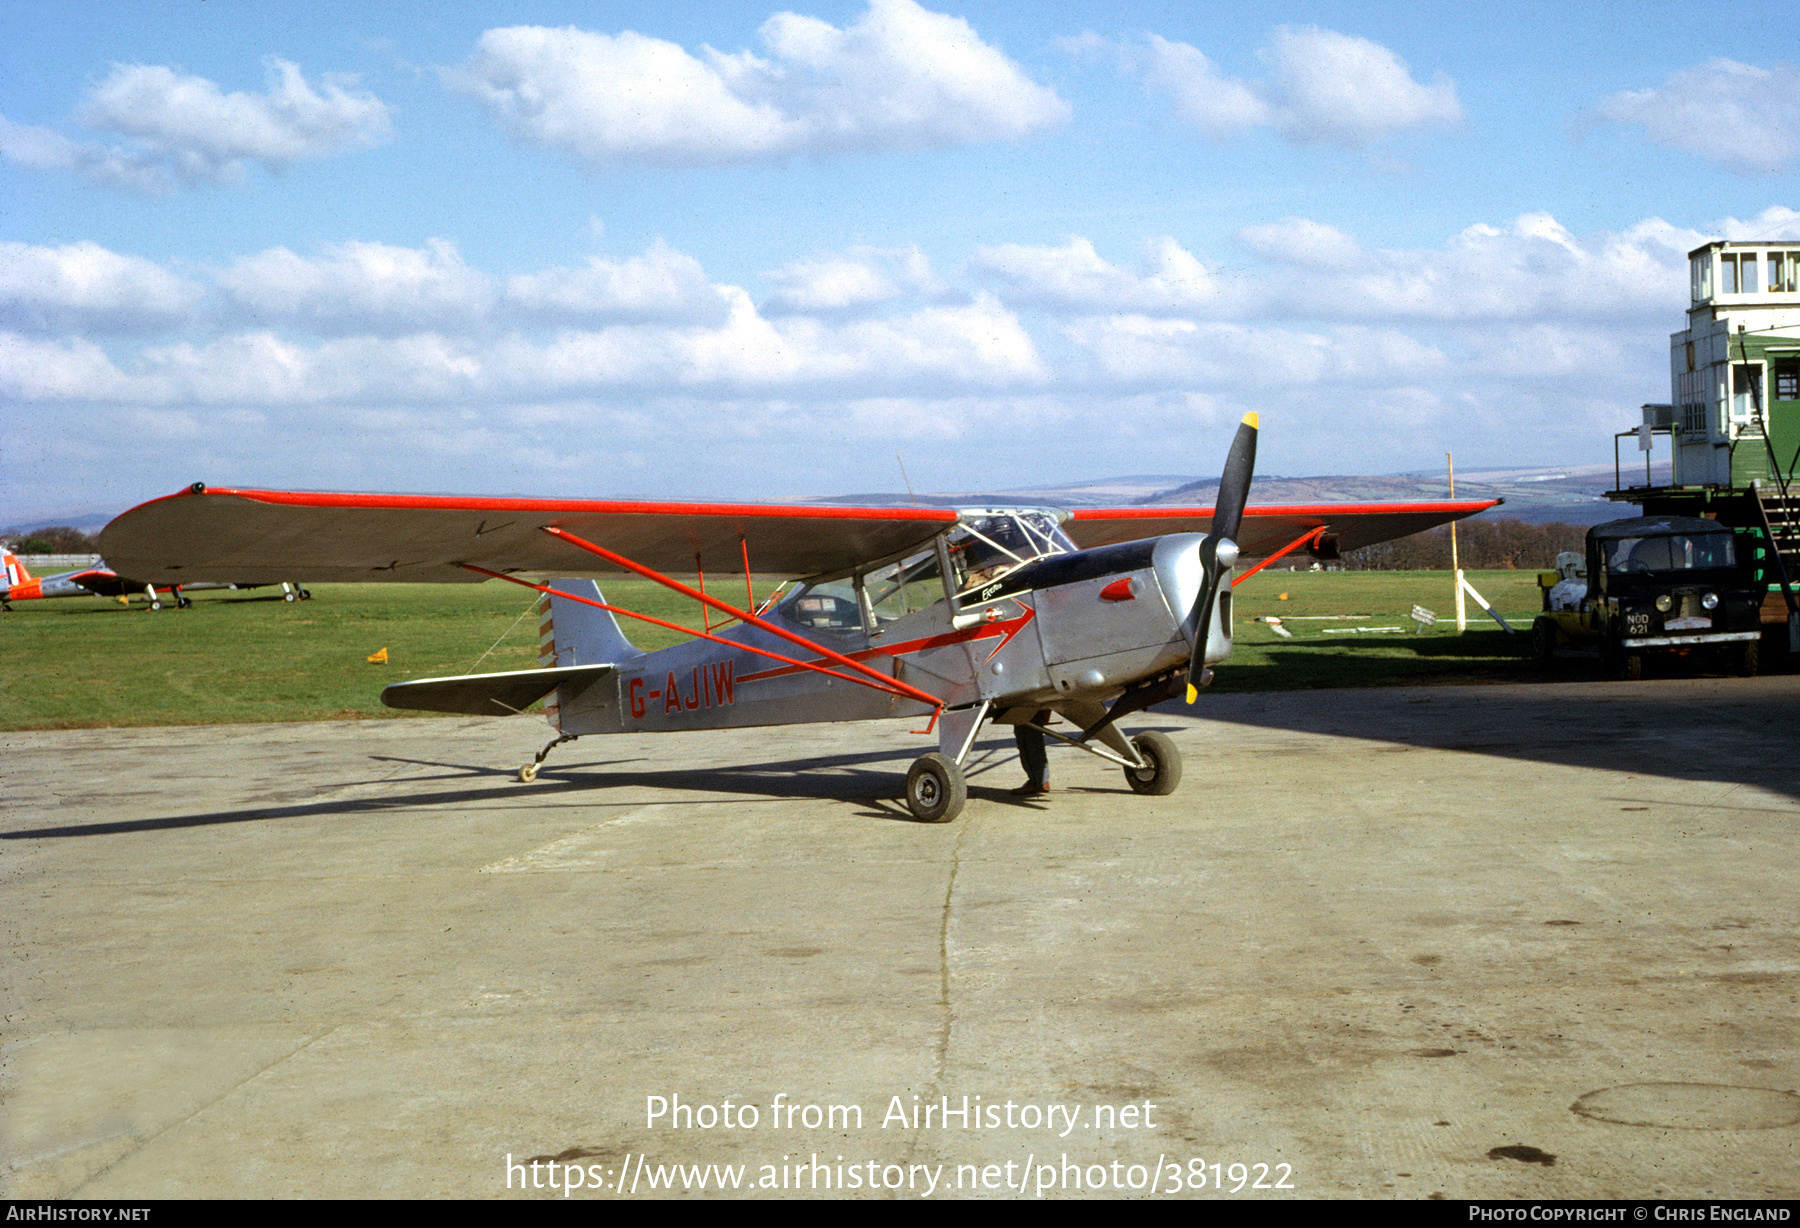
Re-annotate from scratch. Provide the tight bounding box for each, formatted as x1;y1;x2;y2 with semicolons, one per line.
1012;714;1049;794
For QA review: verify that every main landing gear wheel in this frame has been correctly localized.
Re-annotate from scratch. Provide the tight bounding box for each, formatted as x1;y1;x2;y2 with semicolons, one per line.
1124;731;1182;796
905;753;966;822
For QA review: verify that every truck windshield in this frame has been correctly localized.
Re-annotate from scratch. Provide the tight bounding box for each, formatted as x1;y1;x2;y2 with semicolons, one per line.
1603;532;1735;575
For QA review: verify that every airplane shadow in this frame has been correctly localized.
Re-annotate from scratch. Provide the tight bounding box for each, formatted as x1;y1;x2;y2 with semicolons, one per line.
3;735;1060;840
19;674;1780;841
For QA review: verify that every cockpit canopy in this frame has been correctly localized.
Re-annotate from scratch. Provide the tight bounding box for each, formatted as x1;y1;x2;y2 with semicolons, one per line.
778;509;1074;635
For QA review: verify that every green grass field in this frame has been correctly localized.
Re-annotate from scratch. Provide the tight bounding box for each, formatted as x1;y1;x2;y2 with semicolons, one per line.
1;569;1550;730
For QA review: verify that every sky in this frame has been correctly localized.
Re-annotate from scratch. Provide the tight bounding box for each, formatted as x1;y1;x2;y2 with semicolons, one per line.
2;0;1797;521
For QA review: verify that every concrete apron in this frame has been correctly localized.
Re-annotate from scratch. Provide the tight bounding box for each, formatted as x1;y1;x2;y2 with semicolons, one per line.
3;675;1796;1199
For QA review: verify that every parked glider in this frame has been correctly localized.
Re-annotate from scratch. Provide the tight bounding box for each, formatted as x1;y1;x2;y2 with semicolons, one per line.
99;416;1495;820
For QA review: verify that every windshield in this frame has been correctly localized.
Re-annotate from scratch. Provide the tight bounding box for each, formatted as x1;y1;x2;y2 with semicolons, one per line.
1603;532;1736;575
946;512;1073;596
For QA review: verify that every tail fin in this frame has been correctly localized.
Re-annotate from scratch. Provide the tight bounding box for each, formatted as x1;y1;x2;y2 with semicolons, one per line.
537;579;640;669
3;549;33;589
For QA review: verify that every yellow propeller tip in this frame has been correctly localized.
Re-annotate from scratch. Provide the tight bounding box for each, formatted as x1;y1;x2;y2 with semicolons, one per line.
1184;684;1198;704
1242;412;1259;429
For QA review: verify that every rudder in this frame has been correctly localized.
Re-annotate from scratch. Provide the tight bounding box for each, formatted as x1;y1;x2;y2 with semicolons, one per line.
537;578;641;669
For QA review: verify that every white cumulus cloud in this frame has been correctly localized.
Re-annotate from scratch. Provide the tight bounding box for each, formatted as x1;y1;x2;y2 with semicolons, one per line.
761;245;941;312
969;236;1214;311
1138;25;1461;147
0;240;204;333
1594;59;1800;173
506;241;734;324
447;0;1068;165
215;239;495;332
2;59;391;191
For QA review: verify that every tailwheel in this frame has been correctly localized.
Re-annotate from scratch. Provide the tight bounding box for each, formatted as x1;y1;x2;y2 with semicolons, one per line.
905;752;966;822
1124;731;1182;796
519;733;576;783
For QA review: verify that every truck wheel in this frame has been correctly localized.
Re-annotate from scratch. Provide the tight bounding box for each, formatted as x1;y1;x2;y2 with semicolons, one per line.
1740;641;1759;678
1530;617;1558;663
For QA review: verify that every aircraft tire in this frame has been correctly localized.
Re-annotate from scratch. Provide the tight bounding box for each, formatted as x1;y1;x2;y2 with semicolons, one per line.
149;599;162;611
518;762;539;783
1124;730;1182;796
283;591;298;603
905;753;966;822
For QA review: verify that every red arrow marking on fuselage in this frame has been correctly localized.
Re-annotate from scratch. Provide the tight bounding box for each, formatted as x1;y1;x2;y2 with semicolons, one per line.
736;603;1036;685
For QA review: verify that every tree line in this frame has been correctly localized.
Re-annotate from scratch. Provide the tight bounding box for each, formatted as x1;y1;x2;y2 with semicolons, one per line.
1342;518;1588;571
6;526;99;554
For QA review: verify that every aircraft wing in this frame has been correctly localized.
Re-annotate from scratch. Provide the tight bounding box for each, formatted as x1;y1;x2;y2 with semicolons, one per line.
56;567;131;597
99;486;960;585
1067;500;1501;557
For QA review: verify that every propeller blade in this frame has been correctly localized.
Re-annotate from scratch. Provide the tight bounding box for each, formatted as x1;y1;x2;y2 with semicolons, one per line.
1211;412;1258;543
1184;412;1258;703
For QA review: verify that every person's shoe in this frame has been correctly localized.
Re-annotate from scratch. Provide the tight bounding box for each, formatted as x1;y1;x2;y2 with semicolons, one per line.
1010;782;1050;795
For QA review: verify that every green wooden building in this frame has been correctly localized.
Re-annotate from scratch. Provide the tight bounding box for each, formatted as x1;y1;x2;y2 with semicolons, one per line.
1615;240;1800;635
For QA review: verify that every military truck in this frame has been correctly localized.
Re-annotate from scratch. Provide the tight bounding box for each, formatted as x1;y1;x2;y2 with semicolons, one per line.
1532;516;1765;679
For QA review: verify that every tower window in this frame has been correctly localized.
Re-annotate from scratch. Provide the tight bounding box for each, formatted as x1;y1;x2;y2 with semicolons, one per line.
1776;360;1799;402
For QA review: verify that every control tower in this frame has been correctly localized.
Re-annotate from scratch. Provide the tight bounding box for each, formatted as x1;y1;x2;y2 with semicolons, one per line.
1613;241;1800;637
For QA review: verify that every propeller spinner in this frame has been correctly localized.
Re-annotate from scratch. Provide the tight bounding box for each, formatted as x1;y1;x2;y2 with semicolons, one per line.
1185;412;1258;703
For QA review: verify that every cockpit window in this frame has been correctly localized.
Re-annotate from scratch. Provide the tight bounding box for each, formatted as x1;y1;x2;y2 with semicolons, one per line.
864;548;944;625
778;578;862;633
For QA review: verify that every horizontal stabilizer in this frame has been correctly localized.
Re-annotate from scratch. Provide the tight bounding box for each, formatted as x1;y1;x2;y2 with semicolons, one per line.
381;664;614;716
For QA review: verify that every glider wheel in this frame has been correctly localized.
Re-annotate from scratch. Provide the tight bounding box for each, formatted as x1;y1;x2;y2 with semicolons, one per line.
905;753;966;822
1124;731;1182;796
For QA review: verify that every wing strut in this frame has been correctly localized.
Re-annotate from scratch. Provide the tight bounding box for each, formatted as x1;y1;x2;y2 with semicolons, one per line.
458;564;938;708
1231;526;1328;588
